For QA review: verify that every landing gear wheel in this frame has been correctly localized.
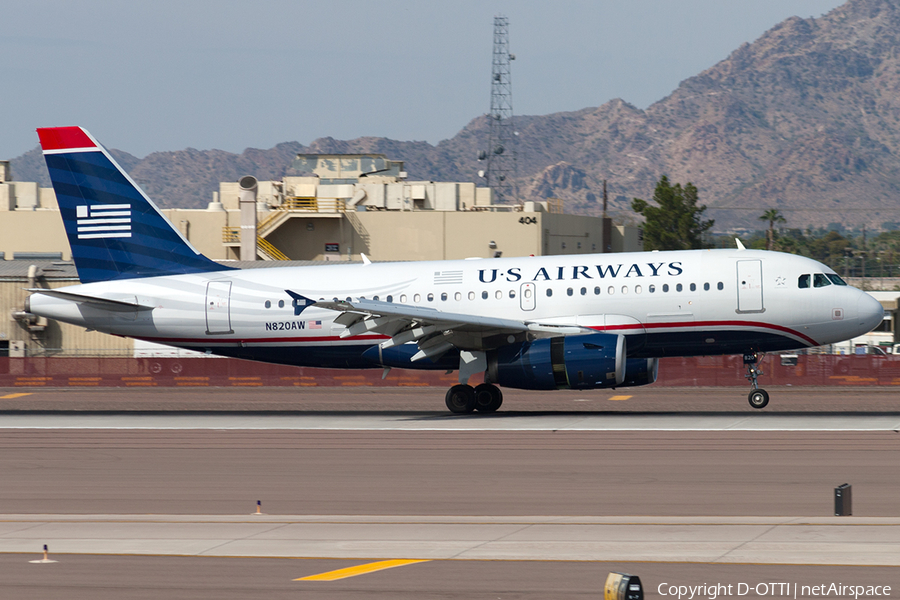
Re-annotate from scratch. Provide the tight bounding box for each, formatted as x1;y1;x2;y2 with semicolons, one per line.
748;389;769;409
445;384;476;414
473;383;503;413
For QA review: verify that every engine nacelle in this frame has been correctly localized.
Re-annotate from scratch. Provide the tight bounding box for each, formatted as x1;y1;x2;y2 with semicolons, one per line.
619;357;659;387
487;332;625;390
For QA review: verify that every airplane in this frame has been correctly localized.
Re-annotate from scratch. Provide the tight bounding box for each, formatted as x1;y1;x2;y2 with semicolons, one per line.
26;126;884;413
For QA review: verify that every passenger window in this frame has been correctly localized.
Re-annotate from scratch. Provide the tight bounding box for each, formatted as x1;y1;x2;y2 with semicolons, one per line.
482;291;489;300
676;283;683;292
468;291;475;300
427;293;434;302
400;294;407;303
594;286;601;295
621;286;628;295
649;284;656;293
567;288;573;297
441;293;447;301
455;292;462;301
509;290;516;299
663;284;669;292
798;274;810;289
264;300;271;309
414;294;421;302
495;290;502;299
372;296;379;302
717;282;723;291
703;282;709;291
580;287;587;296
608;286;615;295
635;285;642;294
387;295;393;303
546;288;553;297
814;273;832;288
689;283;696;292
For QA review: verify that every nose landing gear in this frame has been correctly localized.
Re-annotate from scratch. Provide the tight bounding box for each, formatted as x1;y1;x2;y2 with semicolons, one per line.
743;352;769;409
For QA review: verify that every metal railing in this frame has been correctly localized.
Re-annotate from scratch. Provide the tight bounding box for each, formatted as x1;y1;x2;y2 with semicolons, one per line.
256;236;290;261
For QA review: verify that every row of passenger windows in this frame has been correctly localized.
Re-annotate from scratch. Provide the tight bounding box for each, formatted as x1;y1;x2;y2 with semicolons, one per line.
798;273;848;288
263;281;726;307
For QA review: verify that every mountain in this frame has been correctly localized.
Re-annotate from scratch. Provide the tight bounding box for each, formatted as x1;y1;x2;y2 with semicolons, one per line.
9;0;900;231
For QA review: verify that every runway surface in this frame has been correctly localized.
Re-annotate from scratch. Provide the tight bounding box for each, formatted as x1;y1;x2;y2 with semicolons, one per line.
2;386;899;598
2;385;900;412
3;514;899;565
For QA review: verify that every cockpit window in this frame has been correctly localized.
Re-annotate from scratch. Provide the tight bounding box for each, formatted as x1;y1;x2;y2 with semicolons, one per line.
813;273;832;288
826;273;848;286
798;274;810;289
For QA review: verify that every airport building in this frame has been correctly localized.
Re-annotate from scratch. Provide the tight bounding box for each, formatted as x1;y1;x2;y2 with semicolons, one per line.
0;153;642;356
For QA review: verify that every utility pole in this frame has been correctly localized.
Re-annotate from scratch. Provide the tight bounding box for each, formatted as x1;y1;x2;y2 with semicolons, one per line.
479;15;518;205
602;179;612;253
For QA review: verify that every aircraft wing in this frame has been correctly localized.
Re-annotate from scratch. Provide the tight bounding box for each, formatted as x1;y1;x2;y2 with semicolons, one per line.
286;291;587;361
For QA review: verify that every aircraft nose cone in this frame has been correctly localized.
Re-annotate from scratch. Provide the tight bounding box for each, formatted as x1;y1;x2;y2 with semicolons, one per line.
857;293;884;334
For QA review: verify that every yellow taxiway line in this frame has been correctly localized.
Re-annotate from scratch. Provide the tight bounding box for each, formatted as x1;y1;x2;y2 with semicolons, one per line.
296;559;430;581
0;393;32;399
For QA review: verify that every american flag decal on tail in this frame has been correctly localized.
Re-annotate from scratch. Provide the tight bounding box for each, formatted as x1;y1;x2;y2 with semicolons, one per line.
76;204;132;239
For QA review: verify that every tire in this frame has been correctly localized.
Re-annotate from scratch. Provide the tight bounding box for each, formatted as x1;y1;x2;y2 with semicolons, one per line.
748;389;769;409
473;383;503;413
445;384;476;414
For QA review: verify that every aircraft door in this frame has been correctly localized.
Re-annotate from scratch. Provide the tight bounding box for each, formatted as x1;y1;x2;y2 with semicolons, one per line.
205;280;233;334
736;260;764;313
520;282;536;311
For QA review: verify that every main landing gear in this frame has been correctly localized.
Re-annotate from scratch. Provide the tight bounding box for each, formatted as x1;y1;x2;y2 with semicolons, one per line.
743;352;769;409
445;383;503;414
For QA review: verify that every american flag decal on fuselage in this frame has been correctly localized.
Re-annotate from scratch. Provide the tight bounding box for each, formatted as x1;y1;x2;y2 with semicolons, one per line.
76;204;132;239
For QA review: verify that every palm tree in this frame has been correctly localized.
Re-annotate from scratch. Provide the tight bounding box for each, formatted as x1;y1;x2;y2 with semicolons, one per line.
759;209;786;251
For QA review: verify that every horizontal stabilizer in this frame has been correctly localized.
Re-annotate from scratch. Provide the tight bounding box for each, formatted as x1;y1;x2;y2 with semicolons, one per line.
27;289;155;312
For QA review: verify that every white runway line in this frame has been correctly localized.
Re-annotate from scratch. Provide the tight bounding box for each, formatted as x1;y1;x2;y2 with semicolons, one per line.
1;413;900;431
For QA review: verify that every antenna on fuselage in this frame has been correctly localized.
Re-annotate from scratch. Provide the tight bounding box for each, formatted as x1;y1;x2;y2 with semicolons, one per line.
735;239;746;250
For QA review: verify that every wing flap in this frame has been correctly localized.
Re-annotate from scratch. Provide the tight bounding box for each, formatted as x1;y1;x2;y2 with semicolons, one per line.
286;291;592;353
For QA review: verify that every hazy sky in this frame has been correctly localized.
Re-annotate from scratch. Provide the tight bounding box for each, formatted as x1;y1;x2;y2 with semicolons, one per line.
2;0;846;160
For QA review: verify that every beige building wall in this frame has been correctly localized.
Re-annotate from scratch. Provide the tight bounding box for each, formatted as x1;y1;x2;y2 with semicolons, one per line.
0;211;70;260
161;208;231;260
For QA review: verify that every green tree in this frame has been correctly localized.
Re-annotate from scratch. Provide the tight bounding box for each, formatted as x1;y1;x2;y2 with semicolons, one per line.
759;209;786;251
632;176;714;250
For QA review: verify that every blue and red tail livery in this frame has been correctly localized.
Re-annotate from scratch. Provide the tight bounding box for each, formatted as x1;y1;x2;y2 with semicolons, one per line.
37;126;232;284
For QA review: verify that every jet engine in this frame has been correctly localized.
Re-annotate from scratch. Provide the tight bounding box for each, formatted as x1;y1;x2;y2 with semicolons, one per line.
486;332;626;390
619;357;659;387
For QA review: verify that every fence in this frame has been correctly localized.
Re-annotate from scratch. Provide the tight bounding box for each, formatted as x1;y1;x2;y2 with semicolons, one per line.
1;355;898;388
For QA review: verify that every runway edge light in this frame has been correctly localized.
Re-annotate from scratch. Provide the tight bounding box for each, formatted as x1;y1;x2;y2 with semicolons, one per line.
605;572;643;600
28;544;57;564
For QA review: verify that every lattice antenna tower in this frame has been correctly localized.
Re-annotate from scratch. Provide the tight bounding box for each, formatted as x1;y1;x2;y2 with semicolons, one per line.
481;15;517;204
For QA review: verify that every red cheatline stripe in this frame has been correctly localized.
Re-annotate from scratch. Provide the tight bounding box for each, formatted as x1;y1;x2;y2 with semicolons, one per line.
140;321;816;347
589;320;819;347
37;127;96;151
139;334;389;345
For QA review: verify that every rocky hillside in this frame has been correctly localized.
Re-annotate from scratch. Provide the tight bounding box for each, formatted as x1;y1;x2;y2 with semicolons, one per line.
10;0;900;231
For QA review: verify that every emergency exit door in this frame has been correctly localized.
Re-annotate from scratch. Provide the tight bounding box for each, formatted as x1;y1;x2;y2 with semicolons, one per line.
520;282;536;311
736;260;764;313
205;281;233;334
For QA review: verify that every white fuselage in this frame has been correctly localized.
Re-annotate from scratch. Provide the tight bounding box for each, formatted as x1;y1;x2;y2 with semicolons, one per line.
28;249;884;368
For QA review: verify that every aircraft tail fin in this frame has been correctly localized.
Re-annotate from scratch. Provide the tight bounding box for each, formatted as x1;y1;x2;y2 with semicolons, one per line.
37;126;233;284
